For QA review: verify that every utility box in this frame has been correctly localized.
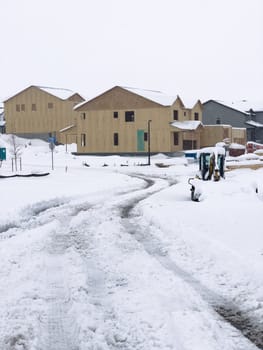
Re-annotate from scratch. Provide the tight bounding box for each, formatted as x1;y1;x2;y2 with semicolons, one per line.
0;147;6;160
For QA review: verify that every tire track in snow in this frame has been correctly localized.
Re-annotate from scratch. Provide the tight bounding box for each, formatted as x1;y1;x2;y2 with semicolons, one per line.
38;224;80;350
120;174;263;350
36;174;153;350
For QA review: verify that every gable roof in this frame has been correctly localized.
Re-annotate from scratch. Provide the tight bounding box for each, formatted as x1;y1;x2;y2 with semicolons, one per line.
204;99;263;114
4;85;83;102
37;86;79;100
74;85;200;110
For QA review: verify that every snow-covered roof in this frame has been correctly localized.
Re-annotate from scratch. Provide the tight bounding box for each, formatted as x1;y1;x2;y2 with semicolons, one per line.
170;120;202;130
73;99;88;110
36;86;76;100
121;86;177;106
59;124;76;133
245;120;263;128
211;100;263;114
3;85;80;102
74;86;200;110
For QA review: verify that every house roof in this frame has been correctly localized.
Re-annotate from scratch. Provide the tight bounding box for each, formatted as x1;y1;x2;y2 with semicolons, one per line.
121;86;177;106
3;85;82;102
204;99;263;114
59;124;76;133
170;120;203;130
246;120;263;128
36;86;78;100
74;85;200;110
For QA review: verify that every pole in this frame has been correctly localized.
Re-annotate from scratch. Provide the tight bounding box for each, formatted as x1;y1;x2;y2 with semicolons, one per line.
148;120;152;165
51;148;54;170
49;142;55;170
66;134;68;153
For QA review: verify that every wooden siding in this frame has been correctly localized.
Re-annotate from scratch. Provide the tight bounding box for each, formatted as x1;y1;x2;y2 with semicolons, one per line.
4;86;83;143
75;87;203;154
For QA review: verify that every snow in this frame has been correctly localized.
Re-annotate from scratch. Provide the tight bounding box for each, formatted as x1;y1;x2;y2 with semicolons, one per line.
59;124;76;133
0;134;263;349
171;120;202;130
246;120;263;128
121;86;177;106
37;86;77;100
214;100;263;114
229;143;246;149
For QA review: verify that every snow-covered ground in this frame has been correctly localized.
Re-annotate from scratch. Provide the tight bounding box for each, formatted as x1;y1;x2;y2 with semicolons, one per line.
0;134;263;350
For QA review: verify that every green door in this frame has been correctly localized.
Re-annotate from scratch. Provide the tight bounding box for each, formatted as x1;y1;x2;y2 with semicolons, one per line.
137;130;145;151
0;148;6;160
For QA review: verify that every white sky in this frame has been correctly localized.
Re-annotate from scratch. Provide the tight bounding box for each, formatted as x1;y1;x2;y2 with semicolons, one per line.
1;0;262;104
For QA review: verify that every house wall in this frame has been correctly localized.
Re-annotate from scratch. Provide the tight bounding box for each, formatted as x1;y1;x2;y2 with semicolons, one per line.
203;100;256;142
254;112;263;143
232;128;247;145
202;101;247;126
201;125;246;147
75;87;203;154
4;86;83;144
201;125;232;147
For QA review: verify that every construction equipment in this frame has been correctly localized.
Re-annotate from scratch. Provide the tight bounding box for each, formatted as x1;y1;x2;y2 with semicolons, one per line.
188;147;226;201
198;147;225;181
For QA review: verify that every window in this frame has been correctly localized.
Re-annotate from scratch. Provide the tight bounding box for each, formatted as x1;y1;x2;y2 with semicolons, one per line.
48;102;53;109
194;112;199;120
16;104;20;112
183;140;197;150
113;111;118;119
81;133;86;147
113;133;119;146
216;117;221;124
80;112;86;120
173;110;178;120
21;104;25;112
144;132;148;142
32;103;37;111
173;132;179;145
184;111;187;116
125;111;135;122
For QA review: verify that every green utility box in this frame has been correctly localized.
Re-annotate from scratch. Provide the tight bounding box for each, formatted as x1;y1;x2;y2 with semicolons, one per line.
0;148;6;161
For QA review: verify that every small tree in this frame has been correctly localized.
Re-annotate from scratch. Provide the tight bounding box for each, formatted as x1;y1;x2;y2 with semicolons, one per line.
9;135;22;172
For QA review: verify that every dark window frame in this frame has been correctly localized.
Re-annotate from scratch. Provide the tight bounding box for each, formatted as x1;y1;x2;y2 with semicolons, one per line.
125;111;135;122
81;133;86;147
113;111;118;119
113;132;119;146
173;132;179;145
173;110;178;120
194;112;199;121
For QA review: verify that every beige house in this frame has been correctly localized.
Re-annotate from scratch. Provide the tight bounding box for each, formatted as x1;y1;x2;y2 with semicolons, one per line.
74;86;203;154
4;85;84;144
201;125;247;148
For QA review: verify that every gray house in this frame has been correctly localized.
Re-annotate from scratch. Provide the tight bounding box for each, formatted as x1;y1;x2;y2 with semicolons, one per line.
203;100;263;143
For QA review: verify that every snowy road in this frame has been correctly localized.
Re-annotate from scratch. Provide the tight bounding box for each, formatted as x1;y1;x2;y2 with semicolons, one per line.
0;169;262;349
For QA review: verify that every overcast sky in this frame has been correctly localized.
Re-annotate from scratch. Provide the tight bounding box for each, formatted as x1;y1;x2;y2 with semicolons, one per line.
1;0;262;105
